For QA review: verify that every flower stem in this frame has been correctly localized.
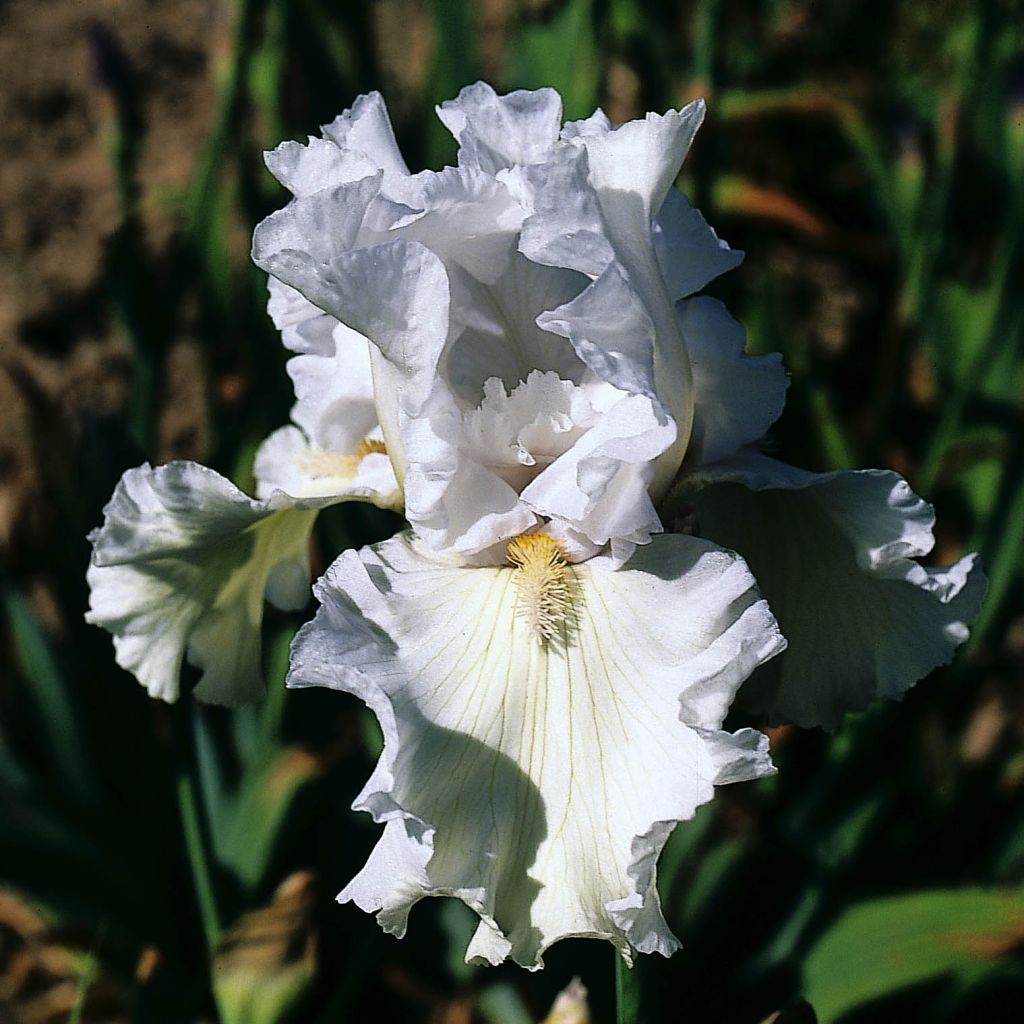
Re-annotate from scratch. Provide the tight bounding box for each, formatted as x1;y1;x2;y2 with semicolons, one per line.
616;952;654;1024
175;705;222;951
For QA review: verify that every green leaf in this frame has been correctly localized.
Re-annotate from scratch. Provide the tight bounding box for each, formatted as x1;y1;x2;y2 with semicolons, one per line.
3;588;93;804
477;983;534;1024
803;888;1024;1022
509;0;599;121
218;747;322;890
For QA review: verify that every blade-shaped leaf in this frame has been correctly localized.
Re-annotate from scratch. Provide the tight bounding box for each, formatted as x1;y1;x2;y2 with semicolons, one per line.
803;888;1024;1022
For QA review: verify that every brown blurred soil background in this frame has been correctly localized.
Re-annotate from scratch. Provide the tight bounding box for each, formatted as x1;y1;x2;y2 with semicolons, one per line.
0;0;219;560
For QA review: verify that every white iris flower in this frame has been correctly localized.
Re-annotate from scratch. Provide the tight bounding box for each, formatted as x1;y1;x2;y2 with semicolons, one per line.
85;81;984;966
251;83;785;966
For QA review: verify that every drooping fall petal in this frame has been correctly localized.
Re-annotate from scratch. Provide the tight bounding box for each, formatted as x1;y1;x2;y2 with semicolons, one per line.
683;451;986;728
288;532;785;965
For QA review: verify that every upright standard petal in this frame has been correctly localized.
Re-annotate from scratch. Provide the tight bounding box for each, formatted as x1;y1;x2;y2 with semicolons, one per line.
437;81;564;174
254;86;746;562
265;91;409;198
288;532;785;966
86;462;327;705
521;104;709;498
682;451;986;729
681;298;789;466
653;189;744;301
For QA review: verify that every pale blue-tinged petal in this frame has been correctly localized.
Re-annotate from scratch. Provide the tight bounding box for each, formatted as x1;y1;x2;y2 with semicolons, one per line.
288;532;784;966
681;297;788;466
437;82;564;173
252;174;384;285
521;105;709;498
536;258;661;403
383;165;526;284
86;462;326;705
683;451;986;729
654;188;744;300
515;144;615;279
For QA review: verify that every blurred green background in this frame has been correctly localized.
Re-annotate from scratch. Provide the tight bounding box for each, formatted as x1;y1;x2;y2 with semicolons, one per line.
1;1;1022;1021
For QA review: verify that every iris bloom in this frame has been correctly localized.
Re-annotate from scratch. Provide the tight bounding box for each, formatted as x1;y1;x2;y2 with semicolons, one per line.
86;82;983;967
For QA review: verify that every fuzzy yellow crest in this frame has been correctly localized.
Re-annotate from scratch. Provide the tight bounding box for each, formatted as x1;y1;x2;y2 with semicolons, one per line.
506;533;572;646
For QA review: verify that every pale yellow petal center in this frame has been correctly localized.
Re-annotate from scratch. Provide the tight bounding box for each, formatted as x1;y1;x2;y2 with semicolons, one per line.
292;437;387;481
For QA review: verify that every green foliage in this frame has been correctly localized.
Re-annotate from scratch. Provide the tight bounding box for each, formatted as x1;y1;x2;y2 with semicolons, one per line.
803;888;1024;1022
509;0;600;121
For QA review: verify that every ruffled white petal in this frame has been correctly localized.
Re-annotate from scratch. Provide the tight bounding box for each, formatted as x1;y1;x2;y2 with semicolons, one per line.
260;278;402;509
285;321;380;454
437;81;564;174
288;532;784;966
681;297;789;466
683;451;986;728
567;103;706;224
254;86;747;561
264;135;376;198
653;188;744;301
519;387;673;561
253;174;384;287
383;165;526;284
520;105;709;497
444;254;587;405
266;279;336;356
321;91;410;181
86;462;324;705
264;92;409;198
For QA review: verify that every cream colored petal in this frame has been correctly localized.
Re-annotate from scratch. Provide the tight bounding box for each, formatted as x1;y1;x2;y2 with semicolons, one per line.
253;426;401;509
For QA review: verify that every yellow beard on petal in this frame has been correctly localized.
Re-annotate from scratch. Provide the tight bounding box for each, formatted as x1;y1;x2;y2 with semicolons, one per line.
506;533;571;646
292;437;387;481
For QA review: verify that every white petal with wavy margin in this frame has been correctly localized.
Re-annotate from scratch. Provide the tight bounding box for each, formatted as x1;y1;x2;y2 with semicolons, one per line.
520;105;709;497
266;278;337;356
684;451;986;728
437;81;564;174
253;426;400;509
288;532;784;966
653;188;744;301
320;91;410;181
681;297;788;466
86;462;326;705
